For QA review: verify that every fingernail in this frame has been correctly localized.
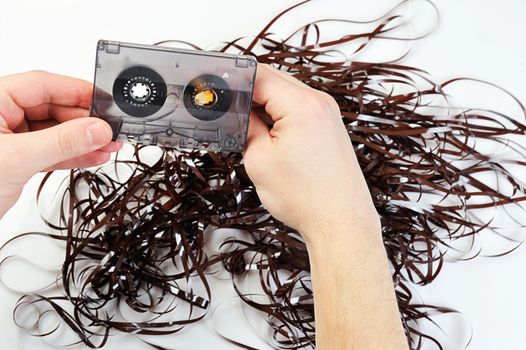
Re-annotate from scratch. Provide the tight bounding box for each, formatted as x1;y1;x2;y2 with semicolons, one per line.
86;121;111;146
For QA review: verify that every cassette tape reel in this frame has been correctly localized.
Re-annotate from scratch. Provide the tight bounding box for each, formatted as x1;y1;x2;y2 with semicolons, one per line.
90;40;257;152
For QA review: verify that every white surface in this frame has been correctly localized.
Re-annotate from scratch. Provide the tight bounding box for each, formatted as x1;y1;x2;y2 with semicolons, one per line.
0;0;526;349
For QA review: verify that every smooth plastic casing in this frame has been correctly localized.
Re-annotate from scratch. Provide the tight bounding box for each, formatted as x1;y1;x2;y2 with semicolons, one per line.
90;40;257;152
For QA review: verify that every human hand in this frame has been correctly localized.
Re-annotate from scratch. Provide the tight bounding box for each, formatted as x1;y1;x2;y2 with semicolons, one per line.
244;64;380;243
0;71;120;218
244;64;407;350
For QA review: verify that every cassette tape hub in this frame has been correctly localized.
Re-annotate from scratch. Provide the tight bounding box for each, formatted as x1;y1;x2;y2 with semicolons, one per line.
90;40;257;152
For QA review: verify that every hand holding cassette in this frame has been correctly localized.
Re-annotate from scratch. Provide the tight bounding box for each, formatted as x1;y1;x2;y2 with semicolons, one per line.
90;40;257;152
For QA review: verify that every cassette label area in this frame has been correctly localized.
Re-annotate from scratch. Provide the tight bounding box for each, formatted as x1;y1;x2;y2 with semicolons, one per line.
90;40;257;152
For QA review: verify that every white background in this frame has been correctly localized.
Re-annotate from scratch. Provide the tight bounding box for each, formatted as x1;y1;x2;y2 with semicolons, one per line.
0;0;526;349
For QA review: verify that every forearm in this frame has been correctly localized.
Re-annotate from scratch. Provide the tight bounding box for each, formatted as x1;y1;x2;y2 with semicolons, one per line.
305;219;408;350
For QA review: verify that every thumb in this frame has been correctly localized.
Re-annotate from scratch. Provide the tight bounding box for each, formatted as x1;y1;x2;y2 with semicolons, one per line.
243;111;273;183
15;117;112;174
244;110;271;154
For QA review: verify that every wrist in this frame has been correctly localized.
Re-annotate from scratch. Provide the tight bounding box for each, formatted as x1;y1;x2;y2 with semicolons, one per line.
298;207;382;249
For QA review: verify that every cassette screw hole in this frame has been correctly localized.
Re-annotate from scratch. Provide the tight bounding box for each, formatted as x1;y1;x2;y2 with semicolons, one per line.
224;136;237;148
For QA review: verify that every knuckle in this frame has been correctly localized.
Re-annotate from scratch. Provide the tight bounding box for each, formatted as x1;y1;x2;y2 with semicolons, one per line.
302;90;325;108
317;91;339;109
301;90;339;116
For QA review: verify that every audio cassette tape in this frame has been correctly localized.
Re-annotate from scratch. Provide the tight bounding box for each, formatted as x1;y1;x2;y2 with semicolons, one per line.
90;40;257;152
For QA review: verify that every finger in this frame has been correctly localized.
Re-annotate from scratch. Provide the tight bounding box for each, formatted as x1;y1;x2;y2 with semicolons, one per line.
13;119;29;133
27;122;119;148
0;114;7;129
0;71;92;129
252;64;311;122
44;151;111;171
0;113;11;134
244;110;272;154
0;71;92;107
242;111;273;180
28;120;119;151
265;64;309;88
24;104;89;122
12;117;112;174
28;119;58;131
27;116;119;136
0;93;23;130
99;141;122;153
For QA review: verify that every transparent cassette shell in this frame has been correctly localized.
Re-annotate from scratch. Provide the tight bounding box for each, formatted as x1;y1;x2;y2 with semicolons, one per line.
90;40;257;152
